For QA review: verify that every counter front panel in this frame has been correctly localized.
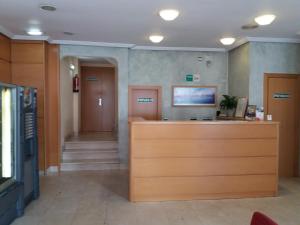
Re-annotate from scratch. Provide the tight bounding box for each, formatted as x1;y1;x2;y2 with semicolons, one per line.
129;120;279;202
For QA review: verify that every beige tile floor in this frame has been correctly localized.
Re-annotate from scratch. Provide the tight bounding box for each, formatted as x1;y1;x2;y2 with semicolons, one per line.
12;170;300;225
66;132;117;142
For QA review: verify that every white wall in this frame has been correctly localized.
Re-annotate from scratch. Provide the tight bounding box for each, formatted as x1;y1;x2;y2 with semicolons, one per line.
228;43;250;98
60;45;129;164
129;50;228;120
60;56;79;146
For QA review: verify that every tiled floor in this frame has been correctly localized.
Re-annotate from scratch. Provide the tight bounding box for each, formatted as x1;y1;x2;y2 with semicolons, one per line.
66;132;117;142
12;170;300;225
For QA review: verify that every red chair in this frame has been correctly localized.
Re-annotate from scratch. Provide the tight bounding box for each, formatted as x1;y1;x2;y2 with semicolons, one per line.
251;212;278;225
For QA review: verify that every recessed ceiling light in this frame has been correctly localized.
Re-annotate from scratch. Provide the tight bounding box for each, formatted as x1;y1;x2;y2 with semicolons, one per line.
220;37;236;45
27;28;43;36
255;14;276;26
149;35;164;43
40;4;57;11
159;9;179;21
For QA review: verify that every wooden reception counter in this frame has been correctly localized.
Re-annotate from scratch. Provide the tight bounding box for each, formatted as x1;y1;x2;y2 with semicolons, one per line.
129;119;279;202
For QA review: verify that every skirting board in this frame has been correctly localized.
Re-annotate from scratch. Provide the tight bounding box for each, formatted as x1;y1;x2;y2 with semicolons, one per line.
39;166;59;175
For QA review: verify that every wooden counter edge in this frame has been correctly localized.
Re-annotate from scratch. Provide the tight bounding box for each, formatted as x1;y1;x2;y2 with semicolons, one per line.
129;120;280;125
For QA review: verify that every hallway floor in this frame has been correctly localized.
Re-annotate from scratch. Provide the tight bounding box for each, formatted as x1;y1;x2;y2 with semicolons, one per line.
66;132;117;142
12;170;300;225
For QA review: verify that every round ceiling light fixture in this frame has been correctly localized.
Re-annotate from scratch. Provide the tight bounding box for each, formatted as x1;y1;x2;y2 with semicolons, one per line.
220;37;236;45
27;28;43;36
159;9;179;21
40;4;57;11
149;35;164;43
254;14;276;26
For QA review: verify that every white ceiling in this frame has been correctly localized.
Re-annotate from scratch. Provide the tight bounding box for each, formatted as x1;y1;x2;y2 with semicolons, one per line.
0;0;300;49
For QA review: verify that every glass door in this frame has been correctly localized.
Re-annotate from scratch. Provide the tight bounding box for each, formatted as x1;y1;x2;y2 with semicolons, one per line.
0;87;15;189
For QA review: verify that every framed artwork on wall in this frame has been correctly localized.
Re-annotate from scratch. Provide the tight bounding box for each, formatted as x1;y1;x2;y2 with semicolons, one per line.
172;86;217;106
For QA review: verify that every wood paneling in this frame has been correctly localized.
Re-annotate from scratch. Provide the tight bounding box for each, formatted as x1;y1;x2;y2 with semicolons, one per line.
11;63;45;117
0;34;11;61
11;63;45;89
129;120;279;202
0;33;11;83
37;118;45;170
134;157;277;177
133;123;278;140
11;41;46;171
45;44;60;167
0;59;11;83
133;139;277;158
11;41;45;64
134;175;277;201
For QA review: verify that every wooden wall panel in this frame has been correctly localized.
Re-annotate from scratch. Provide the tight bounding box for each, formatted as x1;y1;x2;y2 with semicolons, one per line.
37;118;45;170
11;41;45;64
0;59;11;83
0;34;11;61
133;123;278;140
133;139;277;158
0;33;11;83
129;120;279;202
133;157;277;177
134;175;277;201
11;40;46;171
11;63;45;117
11;64;45;89
45;44;60;167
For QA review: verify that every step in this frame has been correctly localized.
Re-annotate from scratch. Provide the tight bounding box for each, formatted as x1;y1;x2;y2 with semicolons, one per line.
60;158;120;171
62;149;119;161
64;141;118;150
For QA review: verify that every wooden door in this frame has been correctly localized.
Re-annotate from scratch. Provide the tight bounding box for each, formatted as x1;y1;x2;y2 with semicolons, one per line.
264;74;300;177
129;86;162;120
81;67;115;132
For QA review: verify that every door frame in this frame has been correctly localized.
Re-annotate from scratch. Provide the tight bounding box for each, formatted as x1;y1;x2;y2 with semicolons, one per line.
128;85;162;120
264;73;300;176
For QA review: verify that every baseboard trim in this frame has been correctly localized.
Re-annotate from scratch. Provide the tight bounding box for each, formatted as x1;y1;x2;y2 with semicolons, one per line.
47;166;59;173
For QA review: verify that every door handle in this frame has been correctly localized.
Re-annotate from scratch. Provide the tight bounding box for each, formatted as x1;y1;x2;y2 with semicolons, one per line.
99;98;102;106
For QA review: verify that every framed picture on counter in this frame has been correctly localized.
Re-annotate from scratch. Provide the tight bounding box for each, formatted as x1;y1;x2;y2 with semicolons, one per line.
235;97;248;118
172;86;217;106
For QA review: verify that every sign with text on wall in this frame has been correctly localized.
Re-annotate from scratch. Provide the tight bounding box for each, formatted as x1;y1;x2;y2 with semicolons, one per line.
185;74;200;82
137;98;154;103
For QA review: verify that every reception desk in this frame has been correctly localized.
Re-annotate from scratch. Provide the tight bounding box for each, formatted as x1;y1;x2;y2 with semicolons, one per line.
129;119;279;202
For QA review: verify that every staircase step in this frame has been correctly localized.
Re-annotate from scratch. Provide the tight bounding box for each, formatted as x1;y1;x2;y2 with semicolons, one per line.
64;141;118;150
62;150;119;161
61;158;120;171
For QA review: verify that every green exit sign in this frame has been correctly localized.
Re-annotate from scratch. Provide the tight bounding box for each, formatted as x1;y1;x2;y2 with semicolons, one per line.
186;74;193;82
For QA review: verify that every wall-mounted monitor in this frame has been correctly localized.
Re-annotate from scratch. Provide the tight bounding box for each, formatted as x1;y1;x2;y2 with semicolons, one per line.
172;86;217;106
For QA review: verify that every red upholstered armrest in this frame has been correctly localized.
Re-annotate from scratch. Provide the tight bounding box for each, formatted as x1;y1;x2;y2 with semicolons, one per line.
251;212;278;225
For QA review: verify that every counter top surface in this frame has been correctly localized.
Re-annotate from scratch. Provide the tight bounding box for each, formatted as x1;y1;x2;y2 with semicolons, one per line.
129;117;279;125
